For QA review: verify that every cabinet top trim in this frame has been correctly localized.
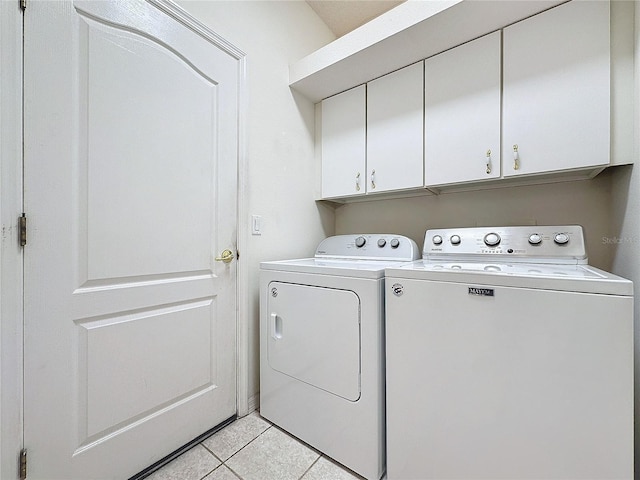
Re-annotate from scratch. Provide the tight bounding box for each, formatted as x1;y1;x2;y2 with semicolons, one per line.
290;0;566;102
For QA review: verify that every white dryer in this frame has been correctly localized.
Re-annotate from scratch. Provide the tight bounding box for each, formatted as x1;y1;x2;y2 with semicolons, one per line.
260;234;419;480
385;226;633;480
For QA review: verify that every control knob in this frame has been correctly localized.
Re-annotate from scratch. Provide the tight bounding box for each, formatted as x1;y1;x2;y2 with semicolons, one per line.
390;238;400;249
554;233;570;245
450;235;461;245
483;233;501;246
528;233;542;245
377;238;386;248
432;235;443;245
355;236;366;248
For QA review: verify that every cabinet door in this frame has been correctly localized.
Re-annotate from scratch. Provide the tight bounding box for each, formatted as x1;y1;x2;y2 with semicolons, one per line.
424;32;501;187
321;85;366;198
503;0;610;177
367;62;424;193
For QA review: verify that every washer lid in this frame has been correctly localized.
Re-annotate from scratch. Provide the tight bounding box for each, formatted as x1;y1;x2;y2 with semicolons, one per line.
261;257;416;279
385;261;633;296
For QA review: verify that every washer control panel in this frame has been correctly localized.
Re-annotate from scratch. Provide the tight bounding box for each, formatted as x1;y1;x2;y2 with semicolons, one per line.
316;234;420;261
424;226;587;263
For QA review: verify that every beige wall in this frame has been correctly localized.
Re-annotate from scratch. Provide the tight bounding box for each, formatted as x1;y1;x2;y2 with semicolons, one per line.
336;173;615;270
177;1;336;406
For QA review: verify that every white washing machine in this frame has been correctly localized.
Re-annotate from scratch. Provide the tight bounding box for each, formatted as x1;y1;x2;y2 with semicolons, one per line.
260;234;419;480
385;226;633;480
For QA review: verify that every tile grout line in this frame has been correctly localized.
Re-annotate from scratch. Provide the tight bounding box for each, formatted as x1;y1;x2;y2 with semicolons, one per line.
219;425;273;480
221;424;273;464
200;442;224;464
297;455;322;480
198;417;272;480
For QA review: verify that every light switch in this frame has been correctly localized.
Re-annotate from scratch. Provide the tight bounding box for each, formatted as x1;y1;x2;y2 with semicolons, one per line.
251;215;262;235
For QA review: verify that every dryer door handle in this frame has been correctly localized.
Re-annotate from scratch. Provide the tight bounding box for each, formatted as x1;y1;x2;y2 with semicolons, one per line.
271;313;283;340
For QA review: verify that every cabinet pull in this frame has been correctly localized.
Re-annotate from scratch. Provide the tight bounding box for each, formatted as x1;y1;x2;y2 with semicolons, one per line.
485;149;492;174
355;172;361;191
513;144;520;170
371;169;376;189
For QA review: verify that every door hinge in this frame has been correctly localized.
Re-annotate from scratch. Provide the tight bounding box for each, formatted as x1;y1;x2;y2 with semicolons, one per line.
19;214;27;247
19;449;27;480
20;0;26;11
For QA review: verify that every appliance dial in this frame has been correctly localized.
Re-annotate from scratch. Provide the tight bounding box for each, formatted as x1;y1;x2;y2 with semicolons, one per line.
450;235;461;245
377;238;387;248
355;236;366;248
528;233;542;245
432;235;443;245
554;233;569;245
483;233;501;246
390;238;400;249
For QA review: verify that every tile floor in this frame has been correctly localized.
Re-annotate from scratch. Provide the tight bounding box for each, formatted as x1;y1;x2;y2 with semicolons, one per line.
146;411;365;480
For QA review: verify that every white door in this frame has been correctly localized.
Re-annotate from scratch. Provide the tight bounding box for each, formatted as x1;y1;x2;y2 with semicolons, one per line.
320;85;366;199
502;0;610;177
23;1;239;478
367;62;424;194
424;31;501;187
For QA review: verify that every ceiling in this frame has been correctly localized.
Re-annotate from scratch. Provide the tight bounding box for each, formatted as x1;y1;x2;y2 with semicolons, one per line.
306;0;406;38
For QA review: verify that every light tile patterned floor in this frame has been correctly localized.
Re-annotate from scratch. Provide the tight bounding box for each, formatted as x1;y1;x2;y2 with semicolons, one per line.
146;412;364;480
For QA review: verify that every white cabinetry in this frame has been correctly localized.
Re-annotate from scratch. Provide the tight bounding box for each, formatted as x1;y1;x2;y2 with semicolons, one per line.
424;32;501;187
367;62;424;193
502;0;610;177
320;85;366;199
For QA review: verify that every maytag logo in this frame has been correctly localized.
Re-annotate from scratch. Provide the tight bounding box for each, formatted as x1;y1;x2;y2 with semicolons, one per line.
468;287;494;297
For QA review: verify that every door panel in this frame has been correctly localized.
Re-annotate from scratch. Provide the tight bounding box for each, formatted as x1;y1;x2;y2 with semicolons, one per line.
320;85;366;199
83;12;217;280
502;0;610;177
24;1;239;478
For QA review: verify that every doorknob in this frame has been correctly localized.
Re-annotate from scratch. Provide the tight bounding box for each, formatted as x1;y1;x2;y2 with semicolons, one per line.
215;249;234;264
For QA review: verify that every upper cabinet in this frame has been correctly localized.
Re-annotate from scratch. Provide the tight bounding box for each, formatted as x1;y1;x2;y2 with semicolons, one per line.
315;0;633;201
367;62;424;194
320;85;366;199
502;0;610;177
424;31;501;187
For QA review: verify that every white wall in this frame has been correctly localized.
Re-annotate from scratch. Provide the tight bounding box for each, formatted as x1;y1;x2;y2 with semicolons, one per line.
610;2;640;473
176;1;336;408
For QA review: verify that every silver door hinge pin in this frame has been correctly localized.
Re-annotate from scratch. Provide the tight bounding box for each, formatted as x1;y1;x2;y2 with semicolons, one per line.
19;214;26;247
20;0;26;11
19;449;27;480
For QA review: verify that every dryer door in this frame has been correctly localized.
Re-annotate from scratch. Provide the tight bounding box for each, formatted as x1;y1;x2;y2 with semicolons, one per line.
266;282;361;401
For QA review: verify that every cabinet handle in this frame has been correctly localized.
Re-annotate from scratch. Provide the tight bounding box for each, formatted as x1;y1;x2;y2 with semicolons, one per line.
355;172;361;192
513;144;520;170
485;149;492;174
371;169;376;189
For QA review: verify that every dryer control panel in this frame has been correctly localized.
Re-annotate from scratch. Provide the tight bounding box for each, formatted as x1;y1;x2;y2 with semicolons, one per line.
316;234;419;261
424;226;587;264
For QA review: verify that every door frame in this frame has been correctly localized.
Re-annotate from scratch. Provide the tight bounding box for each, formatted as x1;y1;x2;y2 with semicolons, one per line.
0;2;25;479
0;1;249;477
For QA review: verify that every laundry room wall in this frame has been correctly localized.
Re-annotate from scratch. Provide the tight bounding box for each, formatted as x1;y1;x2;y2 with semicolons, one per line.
335;175;615;269
610;3;640;473
175;1;336;409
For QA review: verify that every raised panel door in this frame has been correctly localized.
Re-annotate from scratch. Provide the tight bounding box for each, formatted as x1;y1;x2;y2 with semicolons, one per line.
24;1;239;478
